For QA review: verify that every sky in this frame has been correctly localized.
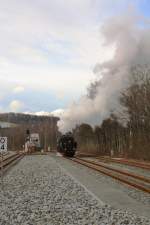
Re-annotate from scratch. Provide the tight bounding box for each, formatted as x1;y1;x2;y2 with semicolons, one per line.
0;0;150;114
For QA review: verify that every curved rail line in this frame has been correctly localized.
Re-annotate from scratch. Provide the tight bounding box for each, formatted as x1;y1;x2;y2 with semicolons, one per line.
72;157;150;194
96;157;150;170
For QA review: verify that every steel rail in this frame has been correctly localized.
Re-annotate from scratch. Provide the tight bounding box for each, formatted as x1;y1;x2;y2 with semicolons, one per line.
96;157;150;170
0;153;24;170
76;157;150;184
72;157;150;194
2;153;19;162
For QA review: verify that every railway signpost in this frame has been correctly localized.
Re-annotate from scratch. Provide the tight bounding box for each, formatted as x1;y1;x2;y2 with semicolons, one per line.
0;137;7;152
0;137;7;189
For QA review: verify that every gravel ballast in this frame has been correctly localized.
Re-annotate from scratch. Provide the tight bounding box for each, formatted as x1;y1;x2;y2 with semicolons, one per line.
0;155;149;225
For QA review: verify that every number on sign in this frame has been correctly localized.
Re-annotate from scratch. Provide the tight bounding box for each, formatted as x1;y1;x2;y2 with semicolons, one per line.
0;137;7;152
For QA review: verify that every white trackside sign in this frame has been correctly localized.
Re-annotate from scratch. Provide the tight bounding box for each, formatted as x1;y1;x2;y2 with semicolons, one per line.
0;137;7;152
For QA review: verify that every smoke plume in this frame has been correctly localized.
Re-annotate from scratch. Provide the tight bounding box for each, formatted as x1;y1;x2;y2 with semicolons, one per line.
58;12;150;133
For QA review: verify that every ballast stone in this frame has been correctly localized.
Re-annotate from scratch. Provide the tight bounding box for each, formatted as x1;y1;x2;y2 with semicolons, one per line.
0;155;149;225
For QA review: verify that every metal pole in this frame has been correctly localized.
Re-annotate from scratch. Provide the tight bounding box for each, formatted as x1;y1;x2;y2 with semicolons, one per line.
44;130;47;152
1;152;4;189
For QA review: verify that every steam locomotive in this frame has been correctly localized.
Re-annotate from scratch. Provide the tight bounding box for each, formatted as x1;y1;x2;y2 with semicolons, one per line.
57;132;77;157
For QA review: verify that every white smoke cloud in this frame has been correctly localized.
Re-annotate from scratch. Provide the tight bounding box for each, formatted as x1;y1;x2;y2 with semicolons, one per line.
58;11;150;133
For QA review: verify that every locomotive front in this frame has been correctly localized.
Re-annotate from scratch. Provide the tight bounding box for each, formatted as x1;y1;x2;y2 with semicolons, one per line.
57;133;77;157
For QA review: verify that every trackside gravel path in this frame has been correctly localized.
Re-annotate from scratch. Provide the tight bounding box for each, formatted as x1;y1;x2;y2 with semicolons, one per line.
0;155;149;225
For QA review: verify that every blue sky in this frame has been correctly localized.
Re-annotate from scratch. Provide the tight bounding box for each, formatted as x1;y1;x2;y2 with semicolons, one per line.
0;0;150;114
136;0;150;17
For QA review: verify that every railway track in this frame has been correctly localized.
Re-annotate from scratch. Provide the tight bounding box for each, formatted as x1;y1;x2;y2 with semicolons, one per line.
72;157;150;194
0;152;24;172
96;156;150;170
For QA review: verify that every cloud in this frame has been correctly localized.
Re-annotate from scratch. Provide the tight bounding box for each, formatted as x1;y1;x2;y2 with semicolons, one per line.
0;0;134;68
50;109;64;117
0;64;94;97
24;111;50;116
23;108;64;117
13;47;48;64
13;86;25;94
9;100;24;112
0;0;147;113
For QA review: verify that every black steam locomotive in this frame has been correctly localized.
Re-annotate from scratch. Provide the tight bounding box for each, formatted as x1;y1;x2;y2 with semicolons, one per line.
57;133;77;157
